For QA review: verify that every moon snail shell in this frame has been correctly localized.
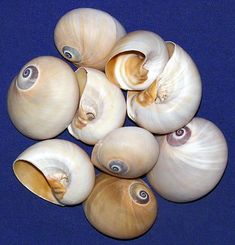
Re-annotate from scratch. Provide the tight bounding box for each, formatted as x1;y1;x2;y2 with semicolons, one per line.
127;41;202;134
13;139;95;206
83;173;157;239
68;67;126;145
7;56;79;140
105;30;169;90
91;127;159;178
147;117;228;202
54;8;126;70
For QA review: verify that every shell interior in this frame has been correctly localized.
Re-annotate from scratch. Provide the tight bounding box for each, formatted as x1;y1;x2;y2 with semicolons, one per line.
106;51;147;88
13;160;60;205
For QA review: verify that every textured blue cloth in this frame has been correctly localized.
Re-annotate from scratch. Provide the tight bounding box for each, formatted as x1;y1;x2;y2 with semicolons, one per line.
0;0;235;244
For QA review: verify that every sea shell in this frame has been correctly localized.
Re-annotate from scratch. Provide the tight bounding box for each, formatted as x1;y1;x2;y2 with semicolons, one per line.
127;41;202;134
147;117;228;202
7;56;79;140
92;127;159;178
105;30;169;90
13;139;95;206
54;8;126;70
83;173;157;239
68;67;126;145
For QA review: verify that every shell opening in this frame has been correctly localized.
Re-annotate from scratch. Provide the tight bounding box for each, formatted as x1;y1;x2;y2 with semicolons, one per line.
17;66;38;90
134;44;176;107
106;51;148;88
166;42;175;58
13;160;67;205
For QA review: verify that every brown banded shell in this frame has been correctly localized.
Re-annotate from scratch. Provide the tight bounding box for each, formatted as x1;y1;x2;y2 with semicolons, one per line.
83;173;157;239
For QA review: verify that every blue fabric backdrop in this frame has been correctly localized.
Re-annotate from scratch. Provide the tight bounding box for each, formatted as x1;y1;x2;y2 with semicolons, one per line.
0;0;234;244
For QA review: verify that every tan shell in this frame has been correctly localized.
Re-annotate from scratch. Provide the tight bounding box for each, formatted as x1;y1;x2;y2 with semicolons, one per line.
54;8;126;70
91;127;159;178
83;173;157;239
7;56;79;140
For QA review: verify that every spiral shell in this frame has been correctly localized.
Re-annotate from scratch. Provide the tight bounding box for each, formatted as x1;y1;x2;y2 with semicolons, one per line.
147;117;228;202
91;127;159;178
68;67;126;145
127;42;202;134
83;173;157;239
105;30;169;90
7;56;79;140
13;139;95;206
54;8;126;70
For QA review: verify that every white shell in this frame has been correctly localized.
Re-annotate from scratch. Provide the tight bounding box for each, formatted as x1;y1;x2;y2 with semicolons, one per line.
147;117;228;202
7;56;79;140
68;67;126;145
92;127;159;178
13;139;95;206
127;42;202;134
105;30;169;90
54;8;126;70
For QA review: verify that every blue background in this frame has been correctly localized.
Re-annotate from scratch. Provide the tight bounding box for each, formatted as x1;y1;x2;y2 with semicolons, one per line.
0;0;234;244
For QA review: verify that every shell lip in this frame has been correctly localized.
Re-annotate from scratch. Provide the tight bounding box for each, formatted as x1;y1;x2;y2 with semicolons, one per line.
13;159;63;206
75;67;89;96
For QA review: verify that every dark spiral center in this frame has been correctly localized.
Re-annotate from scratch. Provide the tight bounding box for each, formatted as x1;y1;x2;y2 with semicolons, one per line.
108;160;128;175
17;65;39;90
64;51;72;59
176;128;184;137
86;112;95;121
23;68;31;78
139;190;149;200
167;126;191;147
111;165;121;172
130;183;150;205
62;46;80;62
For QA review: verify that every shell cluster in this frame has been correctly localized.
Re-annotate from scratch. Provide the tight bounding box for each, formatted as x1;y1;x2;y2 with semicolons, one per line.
7;7;228;240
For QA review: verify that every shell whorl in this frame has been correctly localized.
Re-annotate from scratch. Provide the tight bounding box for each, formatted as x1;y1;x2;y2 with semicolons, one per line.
108;160;128;175
167;126;191;146
62;46;81;63
129;183;150;205
17;65;39;90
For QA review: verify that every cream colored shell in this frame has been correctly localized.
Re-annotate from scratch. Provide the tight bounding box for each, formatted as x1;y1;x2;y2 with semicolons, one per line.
54;8;126;70
83;173;157;239
105;30;169;90
147;117;228;202
91;127;159;178
7;56;79;140
127;42;202;134
13;139;95;206
68;67;126;145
